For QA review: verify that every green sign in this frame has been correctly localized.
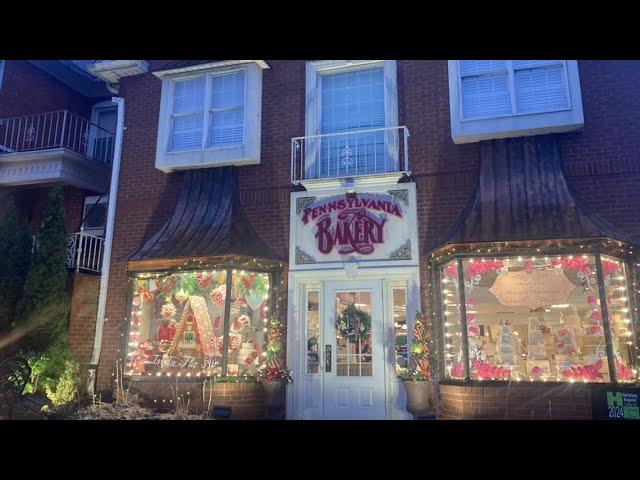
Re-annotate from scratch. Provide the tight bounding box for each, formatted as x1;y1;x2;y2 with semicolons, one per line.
593;387;640;420
606;391;639;419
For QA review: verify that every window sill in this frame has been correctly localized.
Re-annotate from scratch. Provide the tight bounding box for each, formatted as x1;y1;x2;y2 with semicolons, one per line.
451;111;584;144
156;144;259;172
297;170;409;191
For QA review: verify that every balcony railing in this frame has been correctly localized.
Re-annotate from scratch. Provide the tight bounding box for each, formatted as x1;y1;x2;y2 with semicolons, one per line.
291;126;410;184
66;232;105;274
0;110;115;165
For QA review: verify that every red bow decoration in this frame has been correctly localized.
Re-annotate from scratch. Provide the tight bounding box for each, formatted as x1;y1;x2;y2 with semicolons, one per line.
561;360;604;381
472;360;511;379
409;357;431;378
443;264;458;279
601;260;620;276
552;257;592;276
451;362;464;378
616;361;634;380
465;260;504;279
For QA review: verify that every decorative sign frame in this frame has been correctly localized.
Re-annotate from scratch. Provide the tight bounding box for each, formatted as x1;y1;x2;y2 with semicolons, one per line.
289;183;419;270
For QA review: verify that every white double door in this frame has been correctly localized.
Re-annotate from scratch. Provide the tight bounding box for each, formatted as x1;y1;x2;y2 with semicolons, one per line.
322;280;386;420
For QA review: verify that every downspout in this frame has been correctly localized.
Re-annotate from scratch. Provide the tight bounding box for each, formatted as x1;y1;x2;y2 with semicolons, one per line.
87;96;125;396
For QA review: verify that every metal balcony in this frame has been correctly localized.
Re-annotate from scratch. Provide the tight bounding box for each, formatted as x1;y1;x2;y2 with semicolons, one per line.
65;232;105;274
291;126;410;186
0;110;113;192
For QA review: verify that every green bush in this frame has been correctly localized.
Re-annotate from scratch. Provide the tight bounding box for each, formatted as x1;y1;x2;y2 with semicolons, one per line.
45;359;82;406
0;198;32;331
14;185;71;395
23;325;70;395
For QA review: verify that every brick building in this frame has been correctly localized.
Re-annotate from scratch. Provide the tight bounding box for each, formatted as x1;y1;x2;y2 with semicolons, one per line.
0;60;119;356
5;59;639;420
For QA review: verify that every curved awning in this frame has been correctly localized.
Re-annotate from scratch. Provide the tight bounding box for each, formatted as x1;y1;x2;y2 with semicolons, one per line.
428;135;632;252
128;166;280;262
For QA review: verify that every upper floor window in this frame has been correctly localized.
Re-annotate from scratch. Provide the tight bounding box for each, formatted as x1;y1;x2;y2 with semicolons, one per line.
82;195;108;236
155;61;267;172
169;70;245;151
448;60;584;144
296;60;404;185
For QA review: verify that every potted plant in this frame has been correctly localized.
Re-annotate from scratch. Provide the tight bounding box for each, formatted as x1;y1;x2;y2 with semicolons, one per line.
259;316;292;409
399;312;437;416
260;362;293;408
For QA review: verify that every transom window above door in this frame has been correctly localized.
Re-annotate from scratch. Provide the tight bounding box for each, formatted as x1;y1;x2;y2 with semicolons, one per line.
292;60;407;186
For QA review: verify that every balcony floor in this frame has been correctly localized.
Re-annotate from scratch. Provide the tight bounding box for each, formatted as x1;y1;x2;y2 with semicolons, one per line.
0;148;110;192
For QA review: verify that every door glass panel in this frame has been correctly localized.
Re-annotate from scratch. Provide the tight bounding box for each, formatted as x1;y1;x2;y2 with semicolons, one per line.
306;290;320;374
392;287;408;376
335;291;372;377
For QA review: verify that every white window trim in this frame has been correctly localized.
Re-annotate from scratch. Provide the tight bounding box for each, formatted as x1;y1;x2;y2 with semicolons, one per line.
304;60;399;180
165;68;246;153
155;61;266;172
449;60;584;144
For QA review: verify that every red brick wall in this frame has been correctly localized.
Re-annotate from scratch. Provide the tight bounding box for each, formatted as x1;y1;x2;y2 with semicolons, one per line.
128;381;266;419
11;185;90;235
0;60;93;120
96;60;640;419
439;383;592;420
68;273;100;363
562;60;640;241
96;71;179;390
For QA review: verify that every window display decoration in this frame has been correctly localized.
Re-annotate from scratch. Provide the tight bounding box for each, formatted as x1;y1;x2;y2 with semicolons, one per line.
429;238;639;385
124;264;278;381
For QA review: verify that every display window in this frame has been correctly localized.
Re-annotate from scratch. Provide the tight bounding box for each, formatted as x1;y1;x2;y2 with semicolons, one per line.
441;260;465;379
392;286;408;376
126;269;271;378
440;254;637;383
601;256;636;383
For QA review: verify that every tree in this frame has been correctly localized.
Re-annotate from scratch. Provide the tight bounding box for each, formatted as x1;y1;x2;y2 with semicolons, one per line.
0;198;33;331
16;185;71;393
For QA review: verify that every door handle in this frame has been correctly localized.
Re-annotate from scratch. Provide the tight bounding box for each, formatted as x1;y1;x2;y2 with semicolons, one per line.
325;345;331;373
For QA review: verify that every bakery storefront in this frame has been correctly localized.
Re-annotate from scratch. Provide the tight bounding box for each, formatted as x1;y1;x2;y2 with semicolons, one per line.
287;181;420;420
430;136;639;420
120;167;285;419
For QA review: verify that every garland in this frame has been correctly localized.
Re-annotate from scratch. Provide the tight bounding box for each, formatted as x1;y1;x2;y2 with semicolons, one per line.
335;304;371;340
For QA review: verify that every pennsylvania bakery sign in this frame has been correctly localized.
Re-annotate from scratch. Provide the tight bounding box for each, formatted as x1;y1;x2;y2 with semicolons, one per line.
291;186;418;267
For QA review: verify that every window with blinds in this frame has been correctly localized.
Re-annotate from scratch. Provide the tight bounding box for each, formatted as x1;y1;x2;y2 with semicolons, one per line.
169;70;246;152
460;60;570;120
319;66;386;177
